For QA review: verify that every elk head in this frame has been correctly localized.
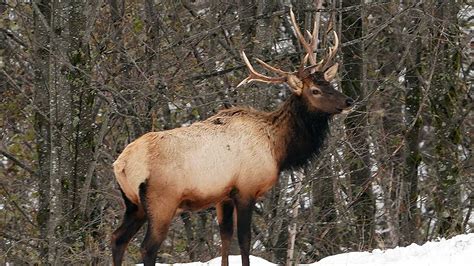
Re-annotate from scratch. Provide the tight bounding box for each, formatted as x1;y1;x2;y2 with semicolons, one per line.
238;9;353;115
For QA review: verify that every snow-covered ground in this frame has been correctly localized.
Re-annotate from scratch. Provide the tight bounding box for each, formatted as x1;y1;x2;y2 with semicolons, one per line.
146;233;474;266
311;233;474;266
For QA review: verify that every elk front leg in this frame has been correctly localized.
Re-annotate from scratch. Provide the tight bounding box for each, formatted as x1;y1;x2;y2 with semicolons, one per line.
234;198;255;266
217;200;235;266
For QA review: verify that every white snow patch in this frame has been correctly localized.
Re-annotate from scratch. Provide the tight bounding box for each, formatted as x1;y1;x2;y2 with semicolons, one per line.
139;233;474;266
139;255;274;266
309;233;474;266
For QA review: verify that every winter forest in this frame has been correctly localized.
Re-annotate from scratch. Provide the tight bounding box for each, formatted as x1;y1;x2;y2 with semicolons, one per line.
0;0;472;265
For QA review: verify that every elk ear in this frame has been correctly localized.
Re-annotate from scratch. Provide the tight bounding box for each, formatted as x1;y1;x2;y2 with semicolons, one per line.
324;63;339;82
287;75;303;96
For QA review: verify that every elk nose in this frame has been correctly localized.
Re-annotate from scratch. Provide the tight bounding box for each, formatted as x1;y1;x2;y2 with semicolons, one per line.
346;98;354;107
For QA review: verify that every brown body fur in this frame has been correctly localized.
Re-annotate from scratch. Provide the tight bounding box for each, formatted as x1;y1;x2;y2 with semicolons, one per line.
114;106;281;212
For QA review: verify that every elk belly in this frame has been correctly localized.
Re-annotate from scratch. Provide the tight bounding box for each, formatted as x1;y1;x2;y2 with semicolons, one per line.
177;131;279;201
169;138;242;211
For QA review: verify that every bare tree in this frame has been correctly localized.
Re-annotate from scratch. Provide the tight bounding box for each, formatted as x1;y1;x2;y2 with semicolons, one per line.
341;0;375;249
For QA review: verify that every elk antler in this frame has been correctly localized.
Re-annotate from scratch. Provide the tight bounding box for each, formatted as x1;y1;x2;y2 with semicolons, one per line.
289;7;340;74
300;31;340;73
313;31;339;72
237;51;288;87
290;8;318;68
238;51;305;93
238;8;339;90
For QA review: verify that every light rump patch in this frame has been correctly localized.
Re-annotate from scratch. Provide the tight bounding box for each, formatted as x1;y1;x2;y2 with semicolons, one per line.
113;139;151;205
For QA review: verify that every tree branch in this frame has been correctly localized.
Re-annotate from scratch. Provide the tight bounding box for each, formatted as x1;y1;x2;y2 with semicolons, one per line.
0;149;41;178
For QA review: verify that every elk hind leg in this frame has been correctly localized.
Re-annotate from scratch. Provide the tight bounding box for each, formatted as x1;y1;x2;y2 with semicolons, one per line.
217;200;235;266
111;190;146;266
139;183;177;266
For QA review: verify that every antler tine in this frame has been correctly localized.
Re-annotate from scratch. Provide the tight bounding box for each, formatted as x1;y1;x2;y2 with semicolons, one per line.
297;54;310;76
303;31;339;73
311;0;323;59
289;8;317;66
237;51;287;87
255;58;292;76
307;0;323;74
319;31;339;71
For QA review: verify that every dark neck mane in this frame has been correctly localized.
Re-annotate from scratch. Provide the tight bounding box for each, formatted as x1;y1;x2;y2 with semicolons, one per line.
269;95;330;171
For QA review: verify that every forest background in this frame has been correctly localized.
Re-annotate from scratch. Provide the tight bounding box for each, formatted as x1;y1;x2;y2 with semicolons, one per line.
0;0;472;265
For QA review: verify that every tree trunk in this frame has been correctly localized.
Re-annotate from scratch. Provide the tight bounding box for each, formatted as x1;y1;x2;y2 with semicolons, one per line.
33;0;52;262
311;163;338;259
429;0;463;238
238;0;257;52
267;173;289;263
286;173;301;266
399;13;422;245
341;0;375;250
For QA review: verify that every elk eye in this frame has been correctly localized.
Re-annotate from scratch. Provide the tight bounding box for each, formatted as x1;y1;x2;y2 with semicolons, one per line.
312;89;321;95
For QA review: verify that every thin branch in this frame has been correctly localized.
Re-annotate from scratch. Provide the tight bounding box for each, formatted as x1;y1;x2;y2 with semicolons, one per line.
0;28;28;48
0;149;41;178
0;184;37;227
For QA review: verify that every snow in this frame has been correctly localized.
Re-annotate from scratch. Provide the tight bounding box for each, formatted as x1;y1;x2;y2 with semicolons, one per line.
142;233;474;266
142;256;274;266
311;233;474;266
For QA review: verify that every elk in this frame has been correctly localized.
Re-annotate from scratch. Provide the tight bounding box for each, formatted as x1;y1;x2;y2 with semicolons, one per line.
111;9;353;266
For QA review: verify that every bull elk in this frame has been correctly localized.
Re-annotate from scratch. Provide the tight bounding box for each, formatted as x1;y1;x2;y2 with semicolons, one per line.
111;9;353;266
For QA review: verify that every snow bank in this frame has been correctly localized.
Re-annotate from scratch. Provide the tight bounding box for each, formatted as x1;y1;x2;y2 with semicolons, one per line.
311;233;474;266
142;233;474;265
